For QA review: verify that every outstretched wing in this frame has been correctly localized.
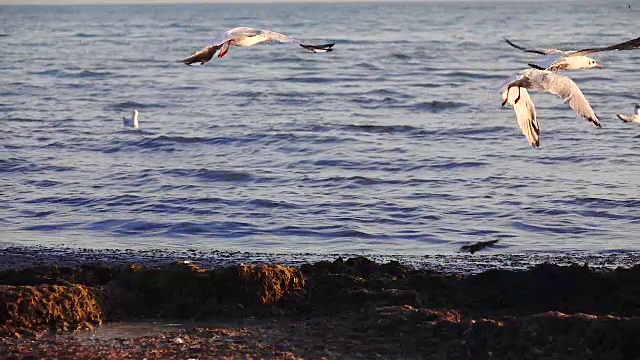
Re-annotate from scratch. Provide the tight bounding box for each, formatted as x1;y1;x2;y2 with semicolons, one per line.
504;38;562;55
179;27;261;65
571;36;640;56
257;29;335;52
178;44;222;65
528;69;601;127
617;114;635;123
502;86;540;148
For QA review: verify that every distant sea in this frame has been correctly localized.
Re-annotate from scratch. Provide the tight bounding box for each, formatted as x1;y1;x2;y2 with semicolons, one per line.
1;2;639;255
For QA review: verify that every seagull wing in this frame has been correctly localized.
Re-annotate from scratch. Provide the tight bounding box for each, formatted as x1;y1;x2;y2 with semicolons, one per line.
504;38;562;55
502;86;540;148
178;44;222;65
528;69;601;127
617;114;635;122
571;36;640;56
257;29;335;53
179;27;262;65
527;52;565;70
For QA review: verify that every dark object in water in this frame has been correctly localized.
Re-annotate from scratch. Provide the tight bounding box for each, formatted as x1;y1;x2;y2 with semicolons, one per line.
459;239;499;254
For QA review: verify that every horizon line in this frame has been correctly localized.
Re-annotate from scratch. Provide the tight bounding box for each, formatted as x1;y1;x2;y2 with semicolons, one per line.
0;0;573;5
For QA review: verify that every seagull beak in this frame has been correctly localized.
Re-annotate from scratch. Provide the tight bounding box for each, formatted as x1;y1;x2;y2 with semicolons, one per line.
595;64;603;69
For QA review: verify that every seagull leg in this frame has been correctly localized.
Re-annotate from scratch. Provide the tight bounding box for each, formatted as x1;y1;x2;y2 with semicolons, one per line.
513;87;522;105
218;41;232;58
218;45;229;58
501;85;512;107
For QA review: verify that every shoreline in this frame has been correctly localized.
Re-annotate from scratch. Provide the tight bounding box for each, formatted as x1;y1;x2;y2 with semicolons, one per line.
1;245;639;273
1;246;639;359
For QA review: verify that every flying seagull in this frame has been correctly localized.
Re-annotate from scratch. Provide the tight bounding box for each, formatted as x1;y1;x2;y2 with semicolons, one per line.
123;110;139;128
499;69;600;148
617;104;640;123
504;36;640;71
179;27;335;66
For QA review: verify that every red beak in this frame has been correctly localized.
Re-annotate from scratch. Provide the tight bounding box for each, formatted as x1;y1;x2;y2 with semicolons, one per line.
595;64;603;69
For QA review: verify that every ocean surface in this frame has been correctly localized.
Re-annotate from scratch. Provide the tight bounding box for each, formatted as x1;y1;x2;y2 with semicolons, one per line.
1;1;639;255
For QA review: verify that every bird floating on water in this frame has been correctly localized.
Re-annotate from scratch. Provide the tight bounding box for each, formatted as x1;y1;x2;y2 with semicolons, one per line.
504;36;640;71
499;68;600;148
617;104;640;123
123;110;139;128
179;27;335;66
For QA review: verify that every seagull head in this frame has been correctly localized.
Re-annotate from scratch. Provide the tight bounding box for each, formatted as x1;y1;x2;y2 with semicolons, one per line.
585;57;602;69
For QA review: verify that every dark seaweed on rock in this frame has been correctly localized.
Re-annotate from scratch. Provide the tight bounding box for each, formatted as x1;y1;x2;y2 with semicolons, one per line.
1;257;640;359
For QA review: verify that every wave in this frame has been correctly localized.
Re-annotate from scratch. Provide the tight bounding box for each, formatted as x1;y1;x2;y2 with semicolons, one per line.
405;100;467;112
510;221;601;235
429;161;487;170
30;69;114;78
342;124;421;134
73;32;99;38
164;168;254;183
0;158;75;173
443;71;508;80
552;197;640;209
106;101;167;111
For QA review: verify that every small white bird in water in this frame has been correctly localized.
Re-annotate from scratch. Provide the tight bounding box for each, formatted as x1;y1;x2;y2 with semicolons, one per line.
617;104;640;123
179;26;334;66
499;68;600;148
123;110;139;128
504;36;640;71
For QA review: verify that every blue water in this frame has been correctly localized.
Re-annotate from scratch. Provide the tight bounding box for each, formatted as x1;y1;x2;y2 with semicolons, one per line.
1;2;639;254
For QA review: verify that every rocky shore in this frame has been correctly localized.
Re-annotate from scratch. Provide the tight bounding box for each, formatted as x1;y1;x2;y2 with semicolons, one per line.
0;247;638;359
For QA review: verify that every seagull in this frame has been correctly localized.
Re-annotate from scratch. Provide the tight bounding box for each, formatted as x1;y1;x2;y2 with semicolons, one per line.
504;36;640;71
499;69;600;148
123;110;139;128
617;104;640;123
179;27;335;66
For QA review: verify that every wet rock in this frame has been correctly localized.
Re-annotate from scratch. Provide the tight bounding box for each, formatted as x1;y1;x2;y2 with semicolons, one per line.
108;262;305;319
0;264;113;287
0;253;639;360
465;312;640;360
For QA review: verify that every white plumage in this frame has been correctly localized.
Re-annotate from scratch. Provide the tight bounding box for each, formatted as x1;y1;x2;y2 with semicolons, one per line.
123;110;139;129
617;104;640;123
179;27;334;66
499;69;600;148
